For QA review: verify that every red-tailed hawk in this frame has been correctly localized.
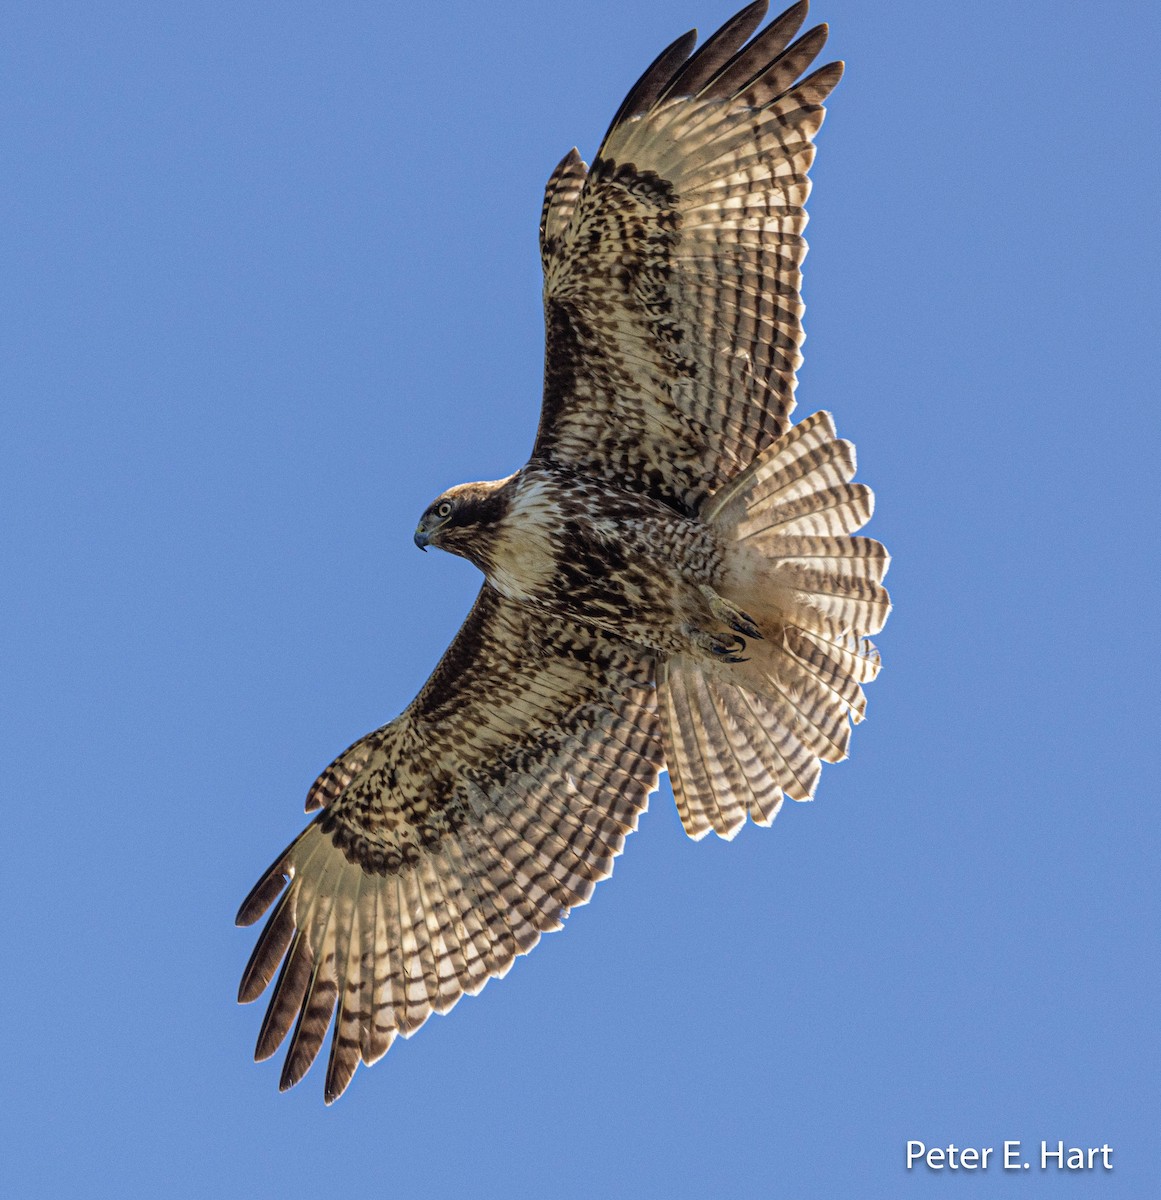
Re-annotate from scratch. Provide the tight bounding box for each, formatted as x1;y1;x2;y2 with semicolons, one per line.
238;0;889;1102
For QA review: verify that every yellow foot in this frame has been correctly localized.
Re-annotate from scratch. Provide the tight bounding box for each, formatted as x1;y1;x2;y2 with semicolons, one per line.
697;583;762;640
689;627;750;664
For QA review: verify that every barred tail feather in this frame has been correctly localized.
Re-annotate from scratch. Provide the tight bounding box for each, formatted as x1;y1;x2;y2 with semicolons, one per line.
660;655;792;839
708;410;891;641
659;412;888;840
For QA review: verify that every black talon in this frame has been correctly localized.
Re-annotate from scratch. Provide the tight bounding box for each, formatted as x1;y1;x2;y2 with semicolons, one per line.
729;611;762;640
710;633;747;663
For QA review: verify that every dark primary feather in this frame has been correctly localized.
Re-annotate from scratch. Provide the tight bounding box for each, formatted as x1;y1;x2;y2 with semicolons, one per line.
694;1;811;101
599;29;699;147
655;0;772;104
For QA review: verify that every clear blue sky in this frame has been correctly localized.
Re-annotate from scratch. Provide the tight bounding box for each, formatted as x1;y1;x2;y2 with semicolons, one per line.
3;1;1158;1196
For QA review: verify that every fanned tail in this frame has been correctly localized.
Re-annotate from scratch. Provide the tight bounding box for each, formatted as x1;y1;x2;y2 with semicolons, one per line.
659;411;889;839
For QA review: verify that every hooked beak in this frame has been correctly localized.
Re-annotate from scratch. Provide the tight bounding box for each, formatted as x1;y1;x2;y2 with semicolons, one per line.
413;527;430;551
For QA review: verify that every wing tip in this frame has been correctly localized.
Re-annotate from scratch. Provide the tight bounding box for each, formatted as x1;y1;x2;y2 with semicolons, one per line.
323;1069;356;1106
807;58;844;92
236;867;288;927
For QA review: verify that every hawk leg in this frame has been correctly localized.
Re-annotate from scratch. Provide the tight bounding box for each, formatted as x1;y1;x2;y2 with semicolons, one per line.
688;627;749;664
697;583;762;641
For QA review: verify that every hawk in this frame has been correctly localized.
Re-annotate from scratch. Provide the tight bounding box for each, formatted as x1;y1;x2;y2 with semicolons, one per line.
238;0;890;1102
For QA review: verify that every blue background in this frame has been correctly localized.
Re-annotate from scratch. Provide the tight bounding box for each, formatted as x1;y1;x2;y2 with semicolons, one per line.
4;1;1158;1195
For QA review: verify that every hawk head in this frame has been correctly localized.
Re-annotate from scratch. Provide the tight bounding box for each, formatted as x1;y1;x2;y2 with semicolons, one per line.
414;478;511;562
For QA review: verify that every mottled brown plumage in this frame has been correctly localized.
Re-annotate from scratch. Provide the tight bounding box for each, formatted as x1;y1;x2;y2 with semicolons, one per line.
238;1;889;1102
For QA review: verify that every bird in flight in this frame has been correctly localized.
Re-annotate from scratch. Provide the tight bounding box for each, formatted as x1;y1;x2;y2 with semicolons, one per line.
237;0;889;1103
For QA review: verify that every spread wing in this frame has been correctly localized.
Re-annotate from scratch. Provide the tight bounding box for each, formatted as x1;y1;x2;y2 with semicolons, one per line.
535;0;842;515
237;586;662;1102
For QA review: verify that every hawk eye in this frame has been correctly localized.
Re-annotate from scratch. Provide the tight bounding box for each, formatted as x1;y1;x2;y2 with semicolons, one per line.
436;501;453;519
